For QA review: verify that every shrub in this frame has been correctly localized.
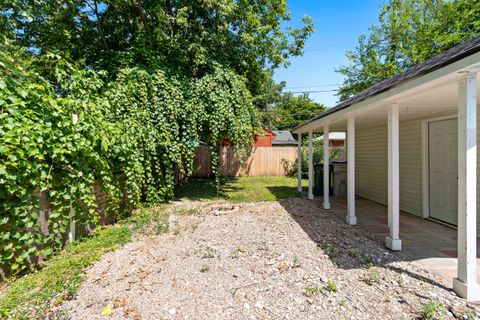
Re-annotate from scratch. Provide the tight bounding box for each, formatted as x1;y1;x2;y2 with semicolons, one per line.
0;42;259;276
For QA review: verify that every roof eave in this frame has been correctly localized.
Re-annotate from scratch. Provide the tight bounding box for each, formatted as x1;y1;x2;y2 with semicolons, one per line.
293;50;480;134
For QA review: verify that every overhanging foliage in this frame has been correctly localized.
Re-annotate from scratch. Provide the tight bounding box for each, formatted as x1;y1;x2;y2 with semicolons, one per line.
0;38;259;276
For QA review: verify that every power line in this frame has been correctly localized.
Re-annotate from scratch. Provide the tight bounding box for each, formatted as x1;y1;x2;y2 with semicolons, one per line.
288;89;339;94
284;84;341;89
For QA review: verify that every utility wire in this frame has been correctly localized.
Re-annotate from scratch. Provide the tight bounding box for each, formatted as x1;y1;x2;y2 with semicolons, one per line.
288;89;339;93
284;84;341;89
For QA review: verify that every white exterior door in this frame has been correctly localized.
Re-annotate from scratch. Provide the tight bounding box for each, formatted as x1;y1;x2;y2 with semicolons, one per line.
429;119;458;225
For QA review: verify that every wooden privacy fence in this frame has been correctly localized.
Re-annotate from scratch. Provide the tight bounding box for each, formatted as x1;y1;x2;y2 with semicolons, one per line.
193;145;298;177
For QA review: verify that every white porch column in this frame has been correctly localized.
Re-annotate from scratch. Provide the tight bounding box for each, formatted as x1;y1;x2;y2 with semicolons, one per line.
346;117;357;225
453;72;480;300
297;133;302;192
386;102;402;251
323;125;331;209
308;130;314;200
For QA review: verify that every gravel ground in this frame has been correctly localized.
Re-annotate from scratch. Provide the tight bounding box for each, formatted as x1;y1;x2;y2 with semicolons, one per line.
53;198;479;319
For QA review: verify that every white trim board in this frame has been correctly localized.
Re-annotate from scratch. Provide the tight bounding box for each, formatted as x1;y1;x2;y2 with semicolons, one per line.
294;51;480;134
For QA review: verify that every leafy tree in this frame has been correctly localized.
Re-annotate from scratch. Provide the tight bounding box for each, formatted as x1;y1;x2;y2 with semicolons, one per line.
0;36;259;276
1;0;314;94
336;0;480;101
253;71;286;111
0;0;314;276
261;92;326;131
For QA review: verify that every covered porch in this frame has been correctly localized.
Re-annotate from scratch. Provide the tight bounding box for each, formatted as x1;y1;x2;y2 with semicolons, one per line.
293;36;480;300
322;196;480;285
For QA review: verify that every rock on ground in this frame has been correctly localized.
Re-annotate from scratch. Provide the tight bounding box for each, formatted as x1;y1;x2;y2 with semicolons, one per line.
53;198;478;319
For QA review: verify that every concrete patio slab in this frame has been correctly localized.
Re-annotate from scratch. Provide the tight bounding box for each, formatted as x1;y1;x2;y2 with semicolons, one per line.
314;195;480;286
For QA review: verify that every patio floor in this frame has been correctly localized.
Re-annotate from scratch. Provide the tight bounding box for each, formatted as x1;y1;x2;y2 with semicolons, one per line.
313;195;480;286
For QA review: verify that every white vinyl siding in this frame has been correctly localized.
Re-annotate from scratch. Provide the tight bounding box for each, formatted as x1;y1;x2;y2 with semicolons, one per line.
355;119;423;216
477;103;480;231
399;120;423;215
355;124;388;206
356;105;480;226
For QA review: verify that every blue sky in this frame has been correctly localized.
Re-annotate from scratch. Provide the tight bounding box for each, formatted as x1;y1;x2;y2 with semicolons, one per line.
273;1;385;107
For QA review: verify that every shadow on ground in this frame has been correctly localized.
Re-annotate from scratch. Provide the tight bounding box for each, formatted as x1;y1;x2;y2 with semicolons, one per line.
273;192;453;292
176;179;455;292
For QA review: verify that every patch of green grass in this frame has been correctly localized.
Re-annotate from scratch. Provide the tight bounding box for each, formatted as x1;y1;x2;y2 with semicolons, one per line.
420;300;446;320
303;285;322;297
324;244;336;257
325;280;337;292
0;206;170;319
175;177;308;203
362;268;381;286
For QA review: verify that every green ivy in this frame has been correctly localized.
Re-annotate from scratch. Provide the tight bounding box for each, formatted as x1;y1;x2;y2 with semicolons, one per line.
0;40;259;276
193;66;260;189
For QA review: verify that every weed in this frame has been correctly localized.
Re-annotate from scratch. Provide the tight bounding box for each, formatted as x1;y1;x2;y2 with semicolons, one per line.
292;256;302;268
362;268;381;285
178;207;201;216
362;255;374;268
325;244;336;257
325;280;337;292
203;246;217;259
347;250;358;258
303;285;322;297
131;205;169;236
200;264;210;273
420;300;446;320
339;299;346;307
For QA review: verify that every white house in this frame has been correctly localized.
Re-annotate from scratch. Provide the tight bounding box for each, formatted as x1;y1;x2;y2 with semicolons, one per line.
294;35;480;300
317;132;346;146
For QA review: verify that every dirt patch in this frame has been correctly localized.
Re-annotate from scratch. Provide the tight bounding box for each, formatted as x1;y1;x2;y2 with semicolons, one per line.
53;198;478;319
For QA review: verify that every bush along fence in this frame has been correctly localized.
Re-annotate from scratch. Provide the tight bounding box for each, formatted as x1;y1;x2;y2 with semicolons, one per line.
0;44;260;278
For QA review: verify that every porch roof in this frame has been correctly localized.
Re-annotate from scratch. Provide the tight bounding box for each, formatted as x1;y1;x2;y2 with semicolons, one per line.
294;35;480;133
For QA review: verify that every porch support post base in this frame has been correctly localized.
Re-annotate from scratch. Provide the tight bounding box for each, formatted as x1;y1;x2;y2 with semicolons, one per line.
345;215;357;226
385;236;402;251
453;278;480;301
323;202;330;210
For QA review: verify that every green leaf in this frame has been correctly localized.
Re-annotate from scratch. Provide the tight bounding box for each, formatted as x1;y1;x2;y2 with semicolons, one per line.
6;106;19;116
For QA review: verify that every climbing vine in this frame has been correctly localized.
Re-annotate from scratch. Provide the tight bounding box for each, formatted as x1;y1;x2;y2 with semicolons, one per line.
0;40;259;276
193;66;260;189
